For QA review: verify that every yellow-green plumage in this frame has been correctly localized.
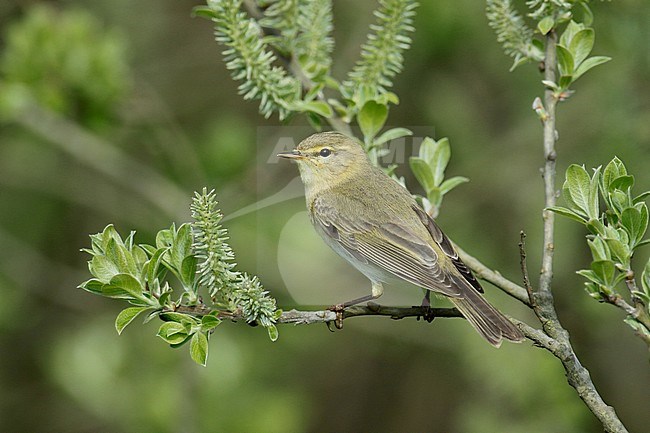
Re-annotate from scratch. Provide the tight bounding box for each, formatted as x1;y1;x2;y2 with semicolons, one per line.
278;132;523;347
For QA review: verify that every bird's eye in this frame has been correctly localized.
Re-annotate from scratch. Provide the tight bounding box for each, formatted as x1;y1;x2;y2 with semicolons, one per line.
319;148;332;157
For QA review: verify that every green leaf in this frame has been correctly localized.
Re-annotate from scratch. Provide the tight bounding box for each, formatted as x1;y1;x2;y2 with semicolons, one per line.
583;282;604;301
88;255;120;284
560;21;583;47
573;56;611;80
358;100;388;140
78;278;104;295
587;166;600;220
418;137;436;163
157;322;189;345
610;190;630;215
427;187;442;209
190;332;209;366
429;138;451;186
591;260;616;287
109;273;144;298
568;28;594;66
201;314;222;331
115;307;150;335
376;91;399;106
439;176;469;195
192;6;217;19
374;127;413;146
556;44;575;77
610;175;634;192
145;247;169;286
624;317;650;340
604;238;630;265
291;100;335;118
307;112;323;131
307;101;334;118
267;324;279;342
586;218;606;236
409;157;435;192
579;2;594;26
565;164;592;217
170;224;192;270
587;237;610;261
106;238;137;276
546;206;587;224
558;75;573;90
156;228;174;249
159;312;197;324
635;239;650;249
180;255;197;288
602;157;627;193
621;204;648;247
633;191;650;204
576;269;603;286
537;16;554;35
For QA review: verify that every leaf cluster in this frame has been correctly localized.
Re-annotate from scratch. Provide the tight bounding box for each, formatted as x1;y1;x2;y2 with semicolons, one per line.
544;20;610;99
409;137;468;218
549;158;650;341
487;0;609;89
79;189;280;366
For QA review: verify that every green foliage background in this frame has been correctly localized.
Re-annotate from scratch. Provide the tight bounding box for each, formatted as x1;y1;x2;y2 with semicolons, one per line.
0;1;649;432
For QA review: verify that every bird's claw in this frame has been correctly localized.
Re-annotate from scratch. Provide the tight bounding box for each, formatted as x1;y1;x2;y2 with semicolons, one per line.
327;304;345;329
421;306;435;323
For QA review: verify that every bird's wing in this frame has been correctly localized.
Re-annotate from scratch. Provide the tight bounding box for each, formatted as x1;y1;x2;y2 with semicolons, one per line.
410;204;484;293
311;196;463;297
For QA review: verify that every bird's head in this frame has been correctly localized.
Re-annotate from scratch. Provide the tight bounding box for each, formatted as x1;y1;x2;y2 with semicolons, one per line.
278;132;370;194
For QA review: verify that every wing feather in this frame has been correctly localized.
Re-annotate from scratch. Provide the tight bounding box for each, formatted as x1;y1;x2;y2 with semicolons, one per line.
311;196;462;297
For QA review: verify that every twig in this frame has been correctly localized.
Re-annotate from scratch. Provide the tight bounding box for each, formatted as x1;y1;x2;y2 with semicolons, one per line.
280;305;463;324
173;303;463;324
518;231;535;305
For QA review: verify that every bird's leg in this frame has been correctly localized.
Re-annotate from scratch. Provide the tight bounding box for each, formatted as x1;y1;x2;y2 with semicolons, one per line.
419;290;435;323
328;282;384;329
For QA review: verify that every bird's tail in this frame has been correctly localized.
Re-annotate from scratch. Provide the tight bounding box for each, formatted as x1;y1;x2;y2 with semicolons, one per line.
449;287;524;347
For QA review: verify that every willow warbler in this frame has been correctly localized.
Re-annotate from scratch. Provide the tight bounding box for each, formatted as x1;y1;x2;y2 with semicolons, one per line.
278;131;523;347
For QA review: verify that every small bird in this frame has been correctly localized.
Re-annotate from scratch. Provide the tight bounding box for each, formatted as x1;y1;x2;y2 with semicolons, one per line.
278;131;524;347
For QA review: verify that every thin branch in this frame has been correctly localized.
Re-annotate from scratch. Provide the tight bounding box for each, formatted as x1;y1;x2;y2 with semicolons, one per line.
518;230;535;304
280;305;463;324
174;303;463;324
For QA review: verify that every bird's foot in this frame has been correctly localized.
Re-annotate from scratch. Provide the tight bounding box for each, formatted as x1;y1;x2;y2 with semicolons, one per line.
327;304;345;329
415;294;435;323
421;306;436;323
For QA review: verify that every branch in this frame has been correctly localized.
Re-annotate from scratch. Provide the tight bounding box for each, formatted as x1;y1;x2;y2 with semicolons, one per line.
518;231;535;304
536;30;562;333
526;31;629;433
175;303;463;324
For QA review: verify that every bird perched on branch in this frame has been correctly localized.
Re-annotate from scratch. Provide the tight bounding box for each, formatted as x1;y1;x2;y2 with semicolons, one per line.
278;131;523;347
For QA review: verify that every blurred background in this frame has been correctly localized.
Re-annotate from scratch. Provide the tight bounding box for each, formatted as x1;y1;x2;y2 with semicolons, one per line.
1;0;649;432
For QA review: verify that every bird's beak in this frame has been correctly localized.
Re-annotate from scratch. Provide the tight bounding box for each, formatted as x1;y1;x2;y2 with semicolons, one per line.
277;149;304;160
